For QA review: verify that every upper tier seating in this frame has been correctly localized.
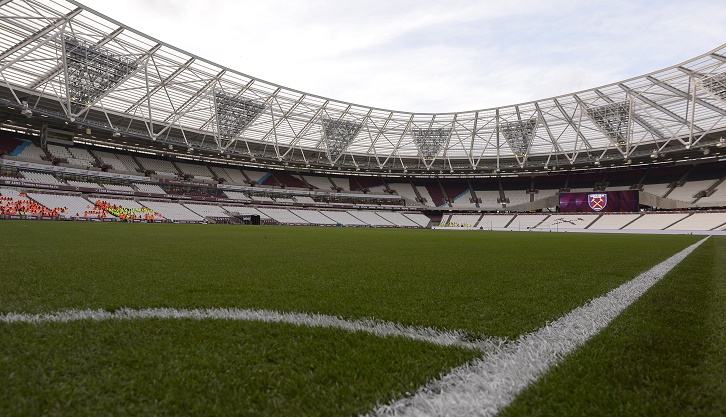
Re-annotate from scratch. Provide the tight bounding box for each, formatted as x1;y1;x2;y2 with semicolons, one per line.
243;170;266;184
175;161;214;180
117;154;142;172
475;190;502;210
450;190;477;209
67;147;96;168
136;156;178;177
387;183;418;204
16;142;47;162
303;175;335;191
46;144;74;161
92;150;134;172
666;180;716;203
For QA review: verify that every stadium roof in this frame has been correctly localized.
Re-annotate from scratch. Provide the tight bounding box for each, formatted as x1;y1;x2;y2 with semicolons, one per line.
1;0;726;175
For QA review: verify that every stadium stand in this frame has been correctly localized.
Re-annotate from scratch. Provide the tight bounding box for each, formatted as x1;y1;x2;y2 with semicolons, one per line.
134;183;166;194
223;206;270;220
139;200;205;222
375;211;420;227
92;150;134;172
666;180;715;203
0;188;59;217
258;207;308;224
623;213;689;230
303;175;335;191
588;214;642;230
223;191;250;201
103;184;136;193
27;192;114;219
665;212;726;231
184;203;233;220
294;196;317;205
403;213;431;227
447;213;481;227
117;154;143;172
20;171;64;185
136;156;179;177
289;209;337;225
67;147;97;168
175;161;215;181
477;214;516;229
66;180;102;189
349;211;393;227
243;170;266;185
476;190;503;210
319;210;367;226
387;183;419;204
544;214;600;230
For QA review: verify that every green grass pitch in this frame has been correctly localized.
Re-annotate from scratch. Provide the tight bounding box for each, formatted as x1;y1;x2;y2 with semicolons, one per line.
0;221;723;416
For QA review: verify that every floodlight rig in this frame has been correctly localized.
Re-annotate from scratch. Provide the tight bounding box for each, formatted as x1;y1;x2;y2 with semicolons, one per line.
501;118;537;157
585;101;633;152
20;101;32;118
411;128;451;168
62;37;138;118
321;117;362;164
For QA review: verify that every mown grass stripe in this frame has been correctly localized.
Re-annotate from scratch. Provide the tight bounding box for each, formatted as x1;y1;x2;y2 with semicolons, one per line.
367;237;709;417
0;307;503;351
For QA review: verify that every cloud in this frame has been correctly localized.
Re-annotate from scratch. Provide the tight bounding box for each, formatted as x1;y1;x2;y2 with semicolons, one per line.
81;0;726;112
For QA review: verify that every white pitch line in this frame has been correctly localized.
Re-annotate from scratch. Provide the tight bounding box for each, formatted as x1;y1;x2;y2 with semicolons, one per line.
0;307;503;351
365;236;709;417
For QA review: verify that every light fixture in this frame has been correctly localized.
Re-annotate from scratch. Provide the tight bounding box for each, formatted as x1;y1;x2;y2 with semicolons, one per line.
20;101;32;118
703;148;710;155
112;129;120;138
85;128;91;135
650;152;658;159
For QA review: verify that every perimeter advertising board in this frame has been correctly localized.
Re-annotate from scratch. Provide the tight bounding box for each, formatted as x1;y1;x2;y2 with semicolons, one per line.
559;190;639;213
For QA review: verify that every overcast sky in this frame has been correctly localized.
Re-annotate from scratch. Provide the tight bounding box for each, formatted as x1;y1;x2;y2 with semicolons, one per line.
80;0;726;113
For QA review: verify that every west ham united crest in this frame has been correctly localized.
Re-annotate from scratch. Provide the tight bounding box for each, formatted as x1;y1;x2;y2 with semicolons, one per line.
588;193;607;212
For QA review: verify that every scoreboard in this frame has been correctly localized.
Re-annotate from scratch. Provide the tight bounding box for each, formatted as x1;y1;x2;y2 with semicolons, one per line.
559;190;639;213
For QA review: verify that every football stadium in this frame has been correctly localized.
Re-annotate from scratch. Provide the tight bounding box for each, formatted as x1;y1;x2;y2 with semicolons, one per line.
1;1;725;416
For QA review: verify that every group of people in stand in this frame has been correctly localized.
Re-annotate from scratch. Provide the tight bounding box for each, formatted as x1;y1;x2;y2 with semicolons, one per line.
0;193;165;222
92;200;164;221
0;194;61;217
